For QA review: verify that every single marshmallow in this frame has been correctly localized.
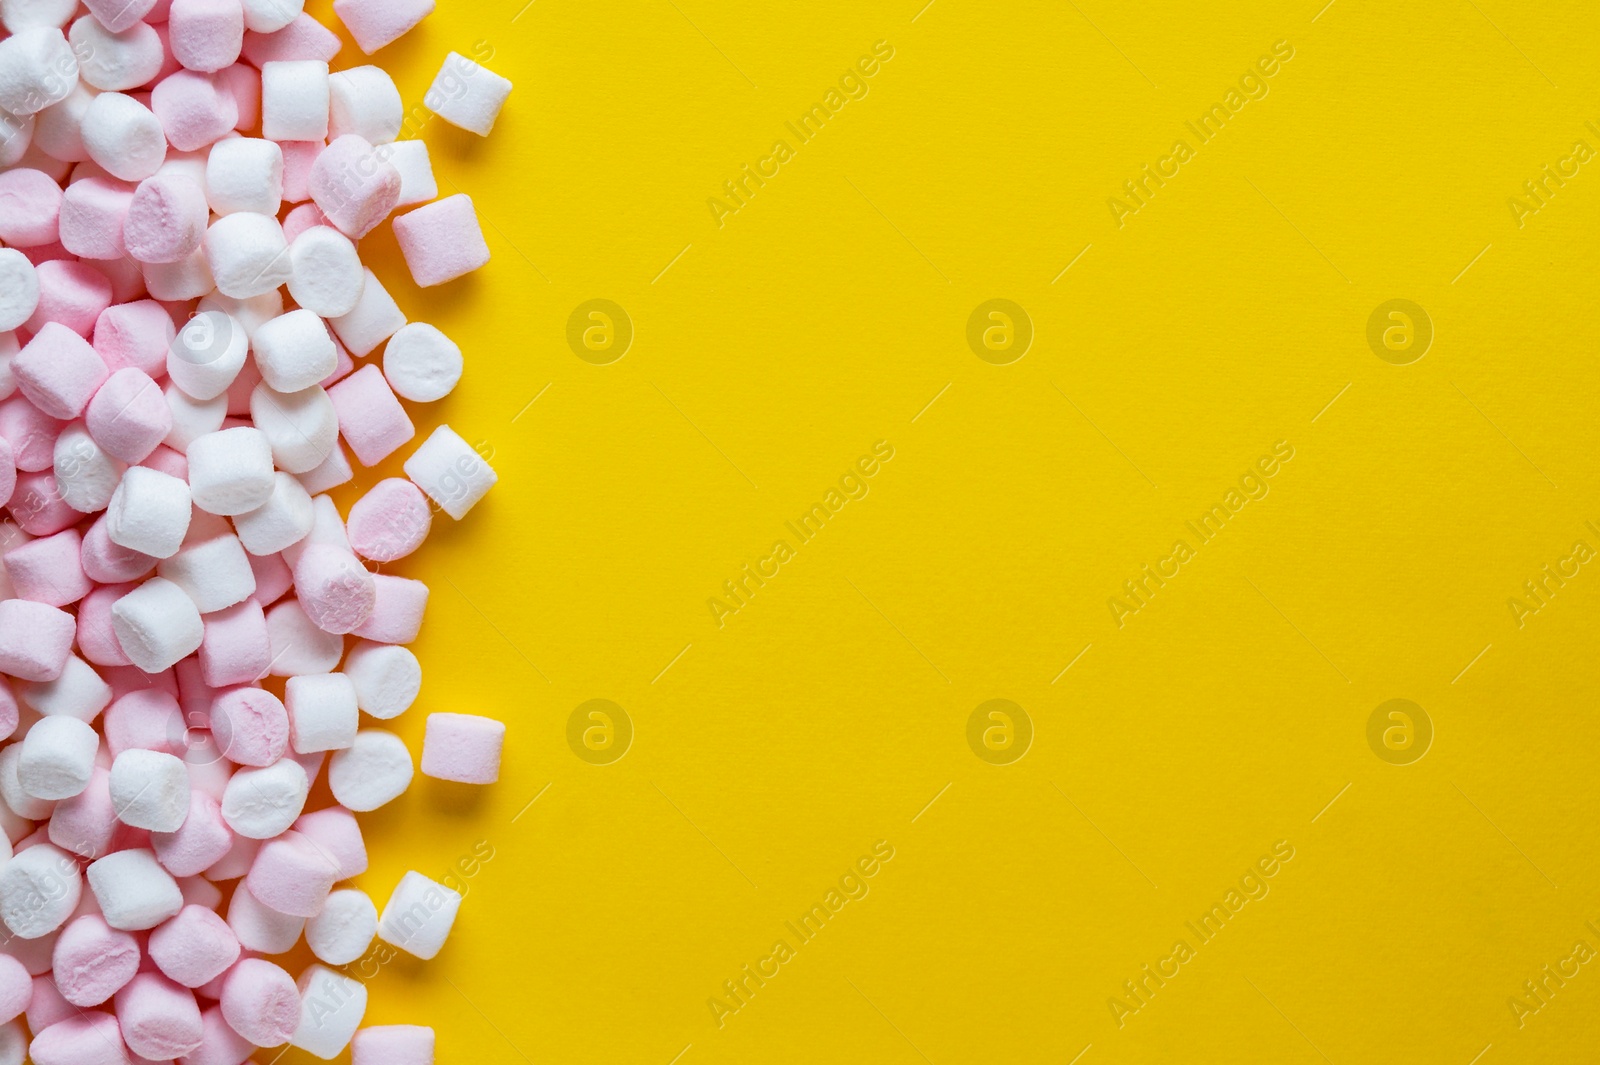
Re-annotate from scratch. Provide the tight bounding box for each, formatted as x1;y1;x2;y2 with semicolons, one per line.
226;878;303;953
204;212;293;299
376;871;459;960
86;368;171;463
248;548;294;605
84;0;160;33
0;843;81;938
26;1014;125;1065
383;323;462;403
0;600;77;681
205;136;283;215
162;381;227;450
143;245;216;301
17;716;99;800
220;59;261;130
0;169;59;247
241;0;304;33
379;139;437;207
0;956;25;1025
220;757;308;838
47;765;116;859
293;805;366;878
124;173;210;265
0;110;33;168
52;914;140;1007
297;441;353;494
25;259;113;337
245;830;337;916
292;544;374;634
88;848;183;930
113;971;205;1059
264;599;343;676
0;743;53;819
1;0;78;32
186;426;274;515
328;65;401;143
111;577;204;672
393;194;491;287
0;252;39;334
157;534;256;613
424;52;512;136
332;0;433;54
147;904;239;988
329;267;404;356
13;322;110;419
219;957;300;1047
327;729;411;812
58;176;136;262
70;17;166;91
200;597;270;686
4;526;91;605
103;688;185;757
308;134;400;239
252;309;336;393
287;226;363;318
188;1007;255;1065
152;789;232;878
285;673;357;753
76;583;135;668
346;478;430;562
291;964;366;1059
78;518;158;591
108;748;190;831
305;887;375;965
326;364;413;466
17;655;113;720
249;383;337;474
233;471;313;555
52;425;125;514
341;641;420;720
0;28;79;117
151;69;239;152
421;713;505;785
168;0;245;73
352;1024;435;1065
242;13;341;66
167;310;249;401
404;424;496;519
210;686;288;767
106;467;193;558
81;93;168;182
260;59;329;141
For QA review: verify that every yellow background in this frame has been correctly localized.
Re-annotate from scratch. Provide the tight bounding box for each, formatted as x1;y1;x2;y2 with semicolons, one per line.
303;0;1600;1061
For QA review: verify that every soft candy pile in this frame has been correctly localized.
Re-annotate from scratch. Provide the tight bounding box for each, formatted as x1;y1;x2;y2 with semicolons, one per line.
0;0;513;1060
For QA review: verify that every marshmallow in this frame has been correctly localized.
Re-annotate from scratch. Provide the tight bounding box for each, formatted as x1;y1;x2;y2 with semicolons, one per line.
52;914;140;1007
4;526;90;605
292;545;374;634
260;59;328;141
308;134;400;239
341;641;419;720
0;843;81;938
25;259;113;337
210;686;287;767
17;655;113;720
124;173;209;265
84;0;159;33
17;716;99;799
151;69;238;152
346;480;429;564
332;0;432;54
0;28;78;117
186;427;273;516
285;673;356;753
199;597;269;686
81;94;168;182
143;245;216;300
88;848;183;930
225;878;302;952
147;904;239;987
52;424;124;514
0;253;38;334
0;169;60;247
304;887;374;965
297;441;352;494
203;212;292;299
108;748;190;830
103;688;185;757
404;425;496;519
151;790;232;876
252;309;335;393
241;0;304;33
287;226;363;318
33;83;96;164
76;583;134;667
242;13;341;66
383;323;461;403
424;52;512;136
204;136;282;215
157;534;255;613
70;17;166;91
326;364;412;466
329;267;403;356
245;830;336;916
13;322;110;419
249;383;336;473
106;467;192;558
219;957;300;1047
47;766;116;858
393;194;491;287
27;1014;126;1065
168;0;245;73
0;599;76;681
376;871;458;960
328;65;401;143
113;971;204;1059
353;1024;434;1065
264;599;343;676
111;577;204;672
87;368;170;463
58;176;137;262
188;1007;255;1065
291;964;366;1059
167;310;248;401
1;0;77;32
380;139;437;207
233;471;313;555
292;806;365;878
0;744;52;819
421;713;504;785
327;729;410;811
220;757;307;838
162;381;227;450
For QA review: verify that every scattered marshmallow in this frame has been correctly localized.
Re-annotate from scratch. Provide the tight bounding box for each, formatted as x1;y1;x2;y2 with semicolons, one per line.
421;713;505;784
376;871;459;960
424;52;512;136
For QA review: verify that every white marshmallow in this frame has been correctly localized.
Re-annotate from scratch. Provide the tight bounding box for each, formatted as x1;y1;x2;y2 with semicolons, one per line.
265;599;343;677
187;426;275;516
376;871;460;960
424;52;512;137
0;251;38;333
107;466;193;558
112;577;205;672
1;0;76;32
328;65;401;144
17;656;112;721
0;843;80;938
227;880;304;952
341;642;420;720
205;136;283;216
204;212;293;300
220;757;309;838
382;323;461;403
109;748;190;831
200;289;284;342
328;729;411;812
143;246;216;301
69;16;165;91
250;383;337;474
163;382;229;451
18;716;99;800
54;423;125;513
0;110;32;168
297;443;353;495
156;534;256;612
252;309;336;393
0;746;50;820
241;0;305;32
379;139;437;207
87;847;183;930
404;425;497;519
81;92;167;181
287;227;363;319
305;887;375;965
261;60;329;142
292;964;367;1058
0;27;79;117
329;268;404;357
234;471;314;556
285;673;356;753
0;1021;21;1065
167;310;248;401
31;80;92;162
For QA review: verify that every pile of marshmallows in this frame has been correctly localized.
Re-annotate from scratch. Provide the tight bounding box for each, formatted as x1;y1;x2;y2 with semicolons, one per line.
0;0;516;1061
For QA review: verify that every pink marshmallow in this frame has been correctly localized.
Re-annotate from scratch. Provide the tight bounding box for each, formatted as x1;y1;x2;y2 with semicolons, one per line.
59;177;135;261
353;1025;435;1065
4;528;91;606
25;976;77;1033
0;599;76;681
141;443;188;479
114;972;205;1060
48;766;118;859
209;687;288;767
280;141;324;205
421;713;505;784
318;334;355;388
0;953;29;1022
168;0;245;73
124;173;209;265
293;806;367;878
93;301;177;378
147;905;239;988
82;515;160;584
0;679;17;741
173;657;214;729
292;544;375;634
0;440;13;509
243;831;338;917
85;0;161;32
87;368;171;463
78;583;136;667
12;470;84;534
352;573;428;644
325;364;413;466
151;70;238;152
308;134;401;239
347;478;430;561
152;791;232;877
13;322;111;418
200;599;269;687
28;1012;129;1065
218;957;299;1047
246;550;293;605
103;688;187;757
219;63;259;130
333;0;434;54
205;831;258;881
52;914;141;1007
393;194;491;287
241;14;342;65
281;200;330;242
0;168;64;246
0;395;64;471
25;259;114;337
187;1006;254;1065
